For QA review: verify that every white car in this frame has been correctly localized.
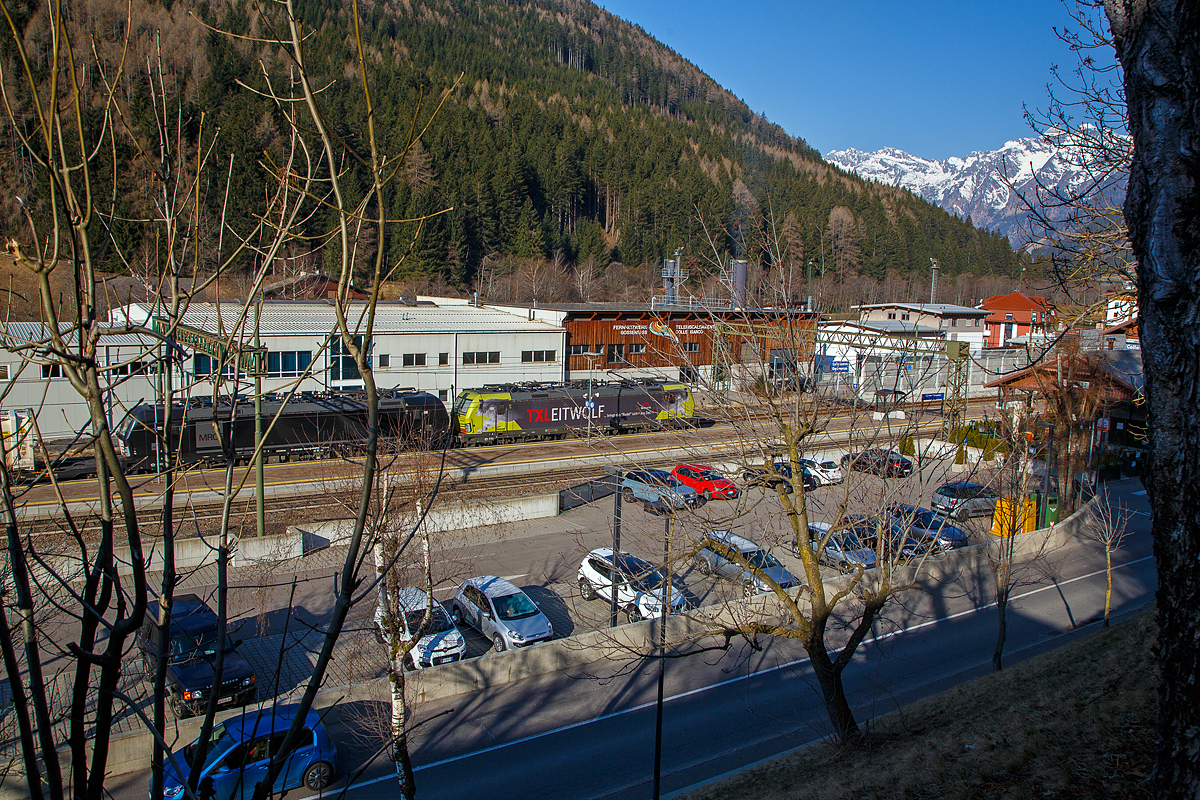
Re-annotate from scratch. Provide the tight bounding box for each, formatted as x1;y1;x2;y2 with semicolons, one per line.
577;547;686;623
374;588;465;670
798;458;844;486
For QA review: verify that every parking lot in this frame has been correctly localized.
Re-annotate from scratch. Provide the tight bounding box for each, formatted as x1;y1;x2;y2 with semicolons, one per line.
16;446;990;755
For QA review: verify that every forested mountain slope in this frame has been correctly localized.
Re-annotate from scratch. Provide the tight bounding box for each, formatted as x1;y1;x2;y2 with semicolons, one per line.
1;0;1024;306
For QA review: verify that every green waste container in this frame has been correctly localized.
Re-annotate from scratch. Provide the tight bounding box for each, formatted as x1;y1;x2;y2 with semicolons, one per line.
1043;493;1060;527
1027;490;1061;528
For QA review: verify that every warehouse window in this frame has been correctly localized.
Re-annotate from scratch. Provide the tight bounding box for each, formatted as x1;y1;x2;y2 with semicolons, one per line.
521;350;556;363
606;344;625;362
267;350;313;377
438;389;449;400
439;352;449;365
463;351;500;365
41;363;63;379
682;342;700;353
193;354;238;380
887;312;896;320
330;336;369;381
901;313;910;321
951;318;959;327
628;343;646;355
402;353;426;367
568;344;590;356
0;364;9;380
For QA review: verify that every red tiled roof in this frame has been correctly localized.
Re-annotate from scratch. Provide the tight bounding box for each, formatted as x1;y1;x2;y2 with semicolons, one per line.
980;291;1054;313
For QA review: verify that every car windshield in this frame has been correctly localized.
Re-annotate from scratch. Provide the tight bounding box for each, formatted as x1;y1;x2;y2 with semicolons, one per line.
912;509;941;527
742;549;780;570
629;567;668;594
170;631;234;663
820;461;838;470
836;531;868;550
403;607;454;636
696;469;723;480
491;591;539;620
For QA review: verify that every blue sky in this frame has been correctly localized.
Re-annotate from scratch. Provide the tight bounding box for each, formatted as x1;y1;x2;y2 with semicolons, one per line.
596;0;1088;160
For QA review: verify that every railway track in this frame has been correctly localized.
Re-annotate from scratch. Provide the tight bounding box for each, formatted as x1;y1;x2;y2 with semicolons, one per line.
17;399;995;538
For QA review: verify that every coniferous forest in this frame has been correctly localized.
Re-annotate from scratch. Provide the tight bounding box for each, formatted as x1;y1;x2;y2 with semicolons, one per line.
0;0;1027;309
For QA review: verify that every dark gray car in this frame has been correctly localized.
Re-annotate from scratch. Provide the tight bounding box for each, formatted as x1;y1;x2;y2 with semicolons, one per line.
694;530;798;596
888;504;971;550
450;576;553;652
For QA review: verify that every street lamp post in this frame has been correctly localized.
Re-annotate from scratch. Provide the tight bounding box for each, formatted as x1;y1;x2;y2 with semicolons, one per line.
652;514;670;800
604;466;622;628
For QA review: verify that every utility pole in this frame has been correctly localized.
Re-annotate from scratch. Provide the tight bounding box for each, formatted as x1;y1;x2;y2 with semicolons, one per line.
254;300;265;538
806;259;814;313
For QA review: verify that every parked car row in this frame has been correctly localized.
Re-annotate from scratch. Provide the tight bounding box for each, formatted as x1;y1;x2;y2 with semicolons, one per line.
621;458;851;513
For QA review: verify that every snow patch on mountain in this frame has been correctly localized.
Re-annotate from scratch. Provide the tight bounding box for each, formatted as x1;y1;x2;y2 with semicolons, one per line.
825;136;1124;245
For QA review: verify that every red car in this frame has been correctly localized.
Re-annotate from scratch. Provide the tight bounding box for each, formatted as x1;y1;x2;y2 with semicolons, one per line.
671;464;739;500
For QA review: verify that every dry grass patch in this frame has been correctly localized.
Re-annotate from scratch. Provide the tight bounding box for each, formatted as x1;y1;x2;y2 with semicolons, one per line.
685;608;1157;800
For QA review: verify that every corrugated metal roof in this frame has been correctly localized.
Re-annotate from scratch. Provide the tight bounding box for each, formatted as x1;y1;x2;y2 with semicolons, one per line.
1;322;165;349
855;302;989;316
129;302;563;336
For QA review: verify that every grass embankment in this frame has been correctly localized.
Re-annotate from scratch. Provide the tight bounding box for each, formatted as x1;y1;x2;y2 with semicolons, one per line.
685;608;1157;800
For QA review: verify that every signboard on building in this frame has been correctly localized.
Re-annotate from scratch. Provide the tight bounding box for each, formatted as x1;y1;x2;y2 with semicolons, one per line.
830;361;851;374
922;392;945;401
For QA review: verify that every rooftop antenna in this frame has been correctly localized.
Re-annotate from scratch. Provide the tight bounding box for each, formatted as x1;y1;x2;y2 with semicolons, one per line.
929;258;940;305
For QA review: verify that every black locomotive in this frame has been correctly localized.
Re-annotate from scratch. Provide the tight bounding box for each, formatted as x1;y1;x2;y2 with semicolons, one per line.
114;390;450;472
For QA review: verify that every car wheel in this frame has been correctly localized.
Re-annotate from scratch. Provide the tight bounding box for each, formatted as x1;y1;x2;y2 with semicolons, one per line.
702;489;712;502
578;577;598;601
625;606;643;623
403;653;416;671
623;487;636;503
492;634;507;652
450;604;463;625
783;483;794;494
304;761;334;791
170;694;192;719
741;581;757;598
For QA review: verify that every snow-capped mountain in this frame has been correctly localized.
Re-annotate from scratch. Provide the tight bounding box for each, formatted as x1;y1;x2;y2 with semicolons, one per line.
825;135;1125;245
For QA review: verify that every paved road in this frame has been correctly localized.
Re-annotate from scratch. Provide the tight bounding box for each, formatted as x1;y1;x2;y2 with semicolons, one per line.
102;479;1155;800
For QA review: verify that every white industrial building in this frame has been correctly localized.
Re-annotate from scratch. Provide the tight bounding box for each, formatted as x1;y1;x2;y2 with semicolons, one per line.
1;299;566;441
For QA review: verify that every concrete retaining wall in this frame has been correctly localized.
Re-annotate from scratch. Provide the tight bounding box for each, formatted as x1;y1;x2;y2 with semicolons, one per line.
101;530;305;577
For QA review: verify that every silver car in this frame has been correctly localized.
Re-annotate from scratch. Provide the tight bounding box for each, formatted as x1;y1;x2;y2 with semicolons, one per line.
450;576;554;652
931;481;1000;520
694;530;799;596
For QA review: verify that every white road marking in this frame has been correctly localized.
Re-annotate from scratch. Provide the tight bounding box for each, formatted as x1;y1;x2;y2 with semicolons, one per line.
1133;490;1147;496
344;554;1156;791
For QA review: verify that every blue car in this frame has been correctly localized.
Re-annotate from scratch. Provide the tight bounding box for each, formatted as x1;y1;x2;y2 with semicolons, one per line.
162;705;337;800
621;469;704;511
